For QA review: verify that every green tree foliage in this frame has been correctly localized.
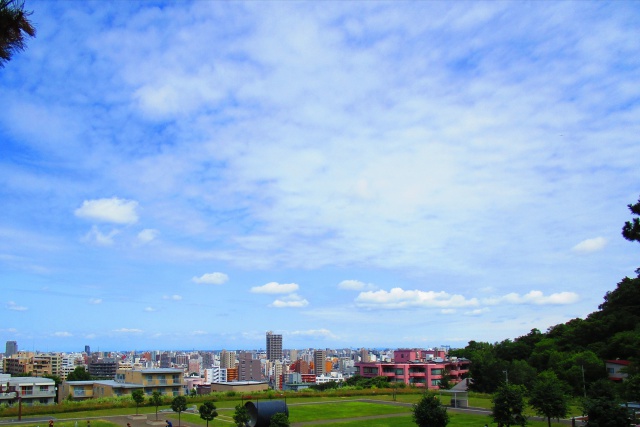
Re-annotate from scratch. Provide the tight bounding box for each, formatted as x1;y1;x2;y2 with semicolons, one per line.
199;401;218;427
131;389;145;415
171;395;188;427
528;371;569;427
623;374;640;403
344;374;391;389
0;0;35;66
622;196;640;244
310;380;340;391
149;391;163;421
491;383;527;427
269;412;290;427
66;366;91;381
232;403;250;427
583;379;628;427
412;392;449;427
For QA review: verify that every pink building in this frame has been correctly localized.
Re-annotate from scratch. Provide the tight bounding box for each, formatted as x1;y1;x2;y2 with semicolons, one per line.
355;349;469;389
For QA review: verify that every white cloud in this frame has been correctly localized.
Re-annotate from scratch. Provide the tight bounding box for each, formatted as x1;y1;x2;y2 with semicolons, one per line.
163;295;182;301
7;301;27;311
338;280;377;291
355;288;478;309
75;197;139;224
113;328;143;333
89;298;102;305
192;272;229;285
144;307;156;312
271;294;309;308
483;290;579;306
464;308;491;316
190;330;208;336
52;331;72;337
572;237;607;253
289;328;336;338
137;228;159;243
82;226;120;246
251;282;299;294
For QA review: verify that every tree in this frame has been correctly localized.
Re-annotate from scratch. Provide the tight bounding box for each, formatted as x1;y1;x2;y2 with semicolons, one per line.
622;196;640;244
171;395;188;427
412;392;449;427
199;401;218;427
269;412;290;427
491;383;527;427
529;371;569;427
0;0;35;67
66;366;91;381
149;391;163;421
131;389;145;415
582;379;629;427
232;403;250;427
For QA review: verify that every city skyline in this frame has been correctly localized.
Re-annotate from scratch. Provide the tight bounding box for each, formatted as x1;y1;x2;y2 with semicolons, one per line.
1;1;639;352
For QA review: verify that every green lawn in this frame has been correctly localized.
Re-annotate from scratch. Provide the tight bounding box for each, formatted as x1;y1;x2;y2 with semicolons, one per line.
0;396;580;427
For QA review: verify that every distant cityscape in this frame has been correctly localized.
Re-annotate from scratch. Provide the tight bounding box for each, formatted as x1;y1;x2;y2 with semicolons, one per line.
0;332;470;406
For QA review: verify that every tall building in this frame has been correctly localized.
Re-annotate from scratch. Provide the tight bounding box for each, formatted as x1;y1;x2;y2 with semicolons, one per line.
266;331;282;362
5;341;17;357
220;350;235;369
239;352;262;381
314;350;327;376
84;345;91;355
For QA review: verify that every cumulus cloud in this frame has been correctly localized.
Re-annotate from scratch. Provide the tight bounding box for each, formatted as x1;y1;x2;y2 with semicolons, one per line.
572;237;607;253
163;295;182;301
89;298;102;304
251;282;299;294
82;226;120;246
192;272;229;285
137;228;159;243
355;288;478;309
7;301;27;311
270;294;309;308
75;197;139;224
338;280;377;291
483;290;579;305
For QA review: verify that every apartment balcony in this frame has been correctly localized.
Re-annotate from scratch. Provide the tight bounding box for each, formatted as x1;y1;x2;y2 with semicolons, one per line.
0;392;18;401
20;390;56;398
73;390;93;398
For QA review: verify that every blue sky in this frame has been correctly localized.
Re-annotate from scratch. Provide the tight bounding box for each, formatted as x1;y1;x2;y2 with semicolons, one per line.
1;1;639;353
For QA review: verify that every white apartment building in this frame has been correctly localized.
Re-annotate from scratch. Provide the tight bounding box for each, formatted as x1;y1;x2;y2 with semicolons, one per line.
204;366;227;384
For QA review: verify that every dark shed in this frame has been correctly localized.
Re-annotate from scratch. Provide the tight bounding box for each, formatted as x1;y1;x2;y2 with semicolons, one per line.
244;400;289;427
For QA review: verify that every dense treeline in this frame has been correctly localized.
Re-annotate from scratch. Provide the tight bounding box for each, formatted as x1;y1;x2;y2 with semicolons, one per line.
450;195;640;403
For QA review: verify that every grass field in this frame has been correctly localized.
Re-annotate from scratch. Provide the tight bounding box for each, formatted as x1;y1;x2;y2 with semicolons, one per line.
2;399;575;427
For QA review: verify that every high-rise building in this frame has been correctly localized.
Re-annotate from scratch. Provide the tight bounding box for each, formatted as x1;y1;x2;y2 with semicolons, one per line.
314;350;327;376
266;331;282;362
220;350;235;369
239;352;262;381
84;345;91;355
5;341;17;357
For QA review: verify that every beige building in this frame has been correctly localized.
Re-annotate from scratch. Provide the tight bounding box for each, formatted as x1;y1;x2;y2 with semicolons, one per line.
59;368;185;403
209;380;269;393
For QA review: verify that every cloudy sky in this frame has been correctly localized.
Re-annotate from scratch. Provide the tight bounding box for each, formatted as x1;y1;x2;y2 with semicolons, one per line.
1;1;639;353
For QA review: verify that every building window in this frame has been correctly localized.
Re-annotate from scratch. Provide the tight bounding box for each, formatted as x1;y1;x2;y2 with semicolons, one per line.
39;385;49;391
431;368;443;375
